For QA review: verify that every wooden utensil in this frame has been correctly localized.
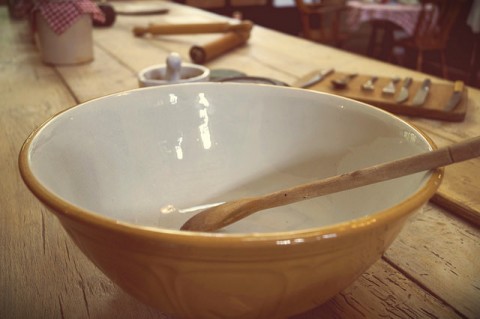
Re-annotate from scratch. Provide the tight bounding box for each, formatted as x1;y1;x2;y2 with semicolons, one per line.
133;21;253;37
133;20;253;64
382;76;400;95
361;76;378;91
190;31;250;64
180;137;480;232
331;73;357;89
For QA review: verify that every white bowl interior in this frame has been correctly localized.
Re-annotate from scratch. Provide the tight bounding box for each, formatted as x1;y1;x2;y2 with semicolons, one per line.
27;83;433;233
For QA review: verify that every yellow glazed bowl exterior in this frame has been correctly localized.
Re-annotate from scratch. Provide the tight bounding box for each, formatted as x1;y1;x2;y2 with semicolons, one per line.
19;83;442;319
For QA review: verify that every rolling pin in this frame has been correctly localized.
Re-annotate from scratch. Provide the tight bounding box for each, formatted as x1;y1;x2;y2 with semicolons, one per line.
189;30;251;64
133;21;253;37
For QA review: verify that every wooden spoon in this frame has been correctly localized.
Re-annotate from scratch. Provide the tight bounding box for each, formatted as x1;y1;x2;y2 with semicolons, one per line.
180;137;480;232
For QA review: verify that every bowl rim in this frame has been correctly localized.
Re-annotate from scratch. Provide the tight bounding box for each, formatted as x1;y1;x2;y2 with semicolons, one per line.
18;82;443;248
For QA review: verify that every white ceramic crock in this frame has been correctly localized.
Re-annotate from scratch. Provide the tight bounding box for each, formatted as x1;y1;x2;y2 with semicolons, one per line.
35;13;94;65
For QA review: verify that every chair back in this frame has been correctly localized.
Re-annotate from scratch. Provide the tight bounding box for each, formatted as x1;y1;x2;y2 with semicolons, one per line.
413;0;463;48
294;0;348;46
295;0;344;11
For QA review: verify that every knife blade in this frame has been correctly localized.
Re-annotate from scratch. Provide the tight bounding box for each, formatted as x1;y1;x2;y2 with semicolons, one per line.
298;68;334;88
444;81;464;112
395;77;412;103
412;78;431;106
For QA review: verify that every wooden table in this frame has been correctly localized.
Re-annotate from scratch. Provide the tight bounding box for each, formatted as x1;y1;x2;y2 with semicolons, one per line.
1;1;479;318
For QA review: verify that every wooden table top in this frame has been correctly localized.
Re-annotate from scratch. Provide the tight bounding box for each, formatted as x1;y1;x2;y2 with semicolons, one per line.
1;1;479;318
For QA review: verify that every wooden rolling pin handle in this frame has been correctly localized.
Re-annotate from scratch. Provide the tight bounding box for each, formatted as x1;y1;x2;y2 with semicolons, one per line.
189;31;250;64
133;26;148;37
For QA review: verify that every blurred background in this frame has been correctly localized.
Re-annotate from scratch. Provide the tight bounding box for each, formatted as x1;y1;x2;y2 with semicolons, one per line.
173;0;480;88
4;0;478;88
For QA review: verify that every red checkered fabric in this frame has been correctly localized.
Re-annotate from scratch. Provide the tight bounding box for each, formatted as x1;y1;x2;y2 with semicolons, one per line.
37;0;105;34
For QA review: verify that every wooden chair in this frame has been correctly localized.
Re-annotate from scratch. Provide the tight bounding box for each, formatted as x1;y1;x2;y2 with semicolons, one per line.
392;0;465;79
294;0;349;47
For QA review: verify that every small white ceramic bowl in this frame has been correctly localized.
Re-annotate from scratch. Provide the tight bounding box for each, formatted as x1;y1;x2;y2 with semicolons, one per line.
138;62;210;87
19;83;442;319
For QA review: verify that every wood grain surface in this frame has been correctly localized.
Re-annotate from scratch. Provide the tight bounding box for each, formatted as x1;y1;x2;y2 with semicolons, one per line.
1;2;479;318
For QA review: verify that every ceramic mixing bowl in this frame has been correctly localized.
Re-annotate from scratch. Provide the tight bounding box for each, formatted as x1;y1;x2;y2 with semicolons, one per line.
19;83;442;319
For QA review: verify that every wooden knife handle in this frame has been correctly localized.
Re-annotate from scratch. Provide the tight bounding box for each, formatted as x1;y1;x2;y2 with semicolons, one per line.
453;80;464;93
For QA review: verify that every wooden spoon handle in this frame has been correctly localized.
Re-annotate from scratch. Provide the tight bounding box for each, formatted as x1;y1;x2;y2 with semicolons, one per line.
264;136;480;206
181;136;480;232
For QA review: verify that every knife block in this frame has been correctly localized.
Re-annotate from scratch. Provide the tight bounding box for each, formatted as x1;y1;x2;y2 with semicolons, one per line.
294;72;468;122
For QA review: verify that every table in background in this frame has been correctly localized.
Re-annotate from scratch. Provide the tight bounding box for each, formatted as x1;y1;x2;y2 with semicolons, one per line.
1;1;480;318
346;0;422;58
